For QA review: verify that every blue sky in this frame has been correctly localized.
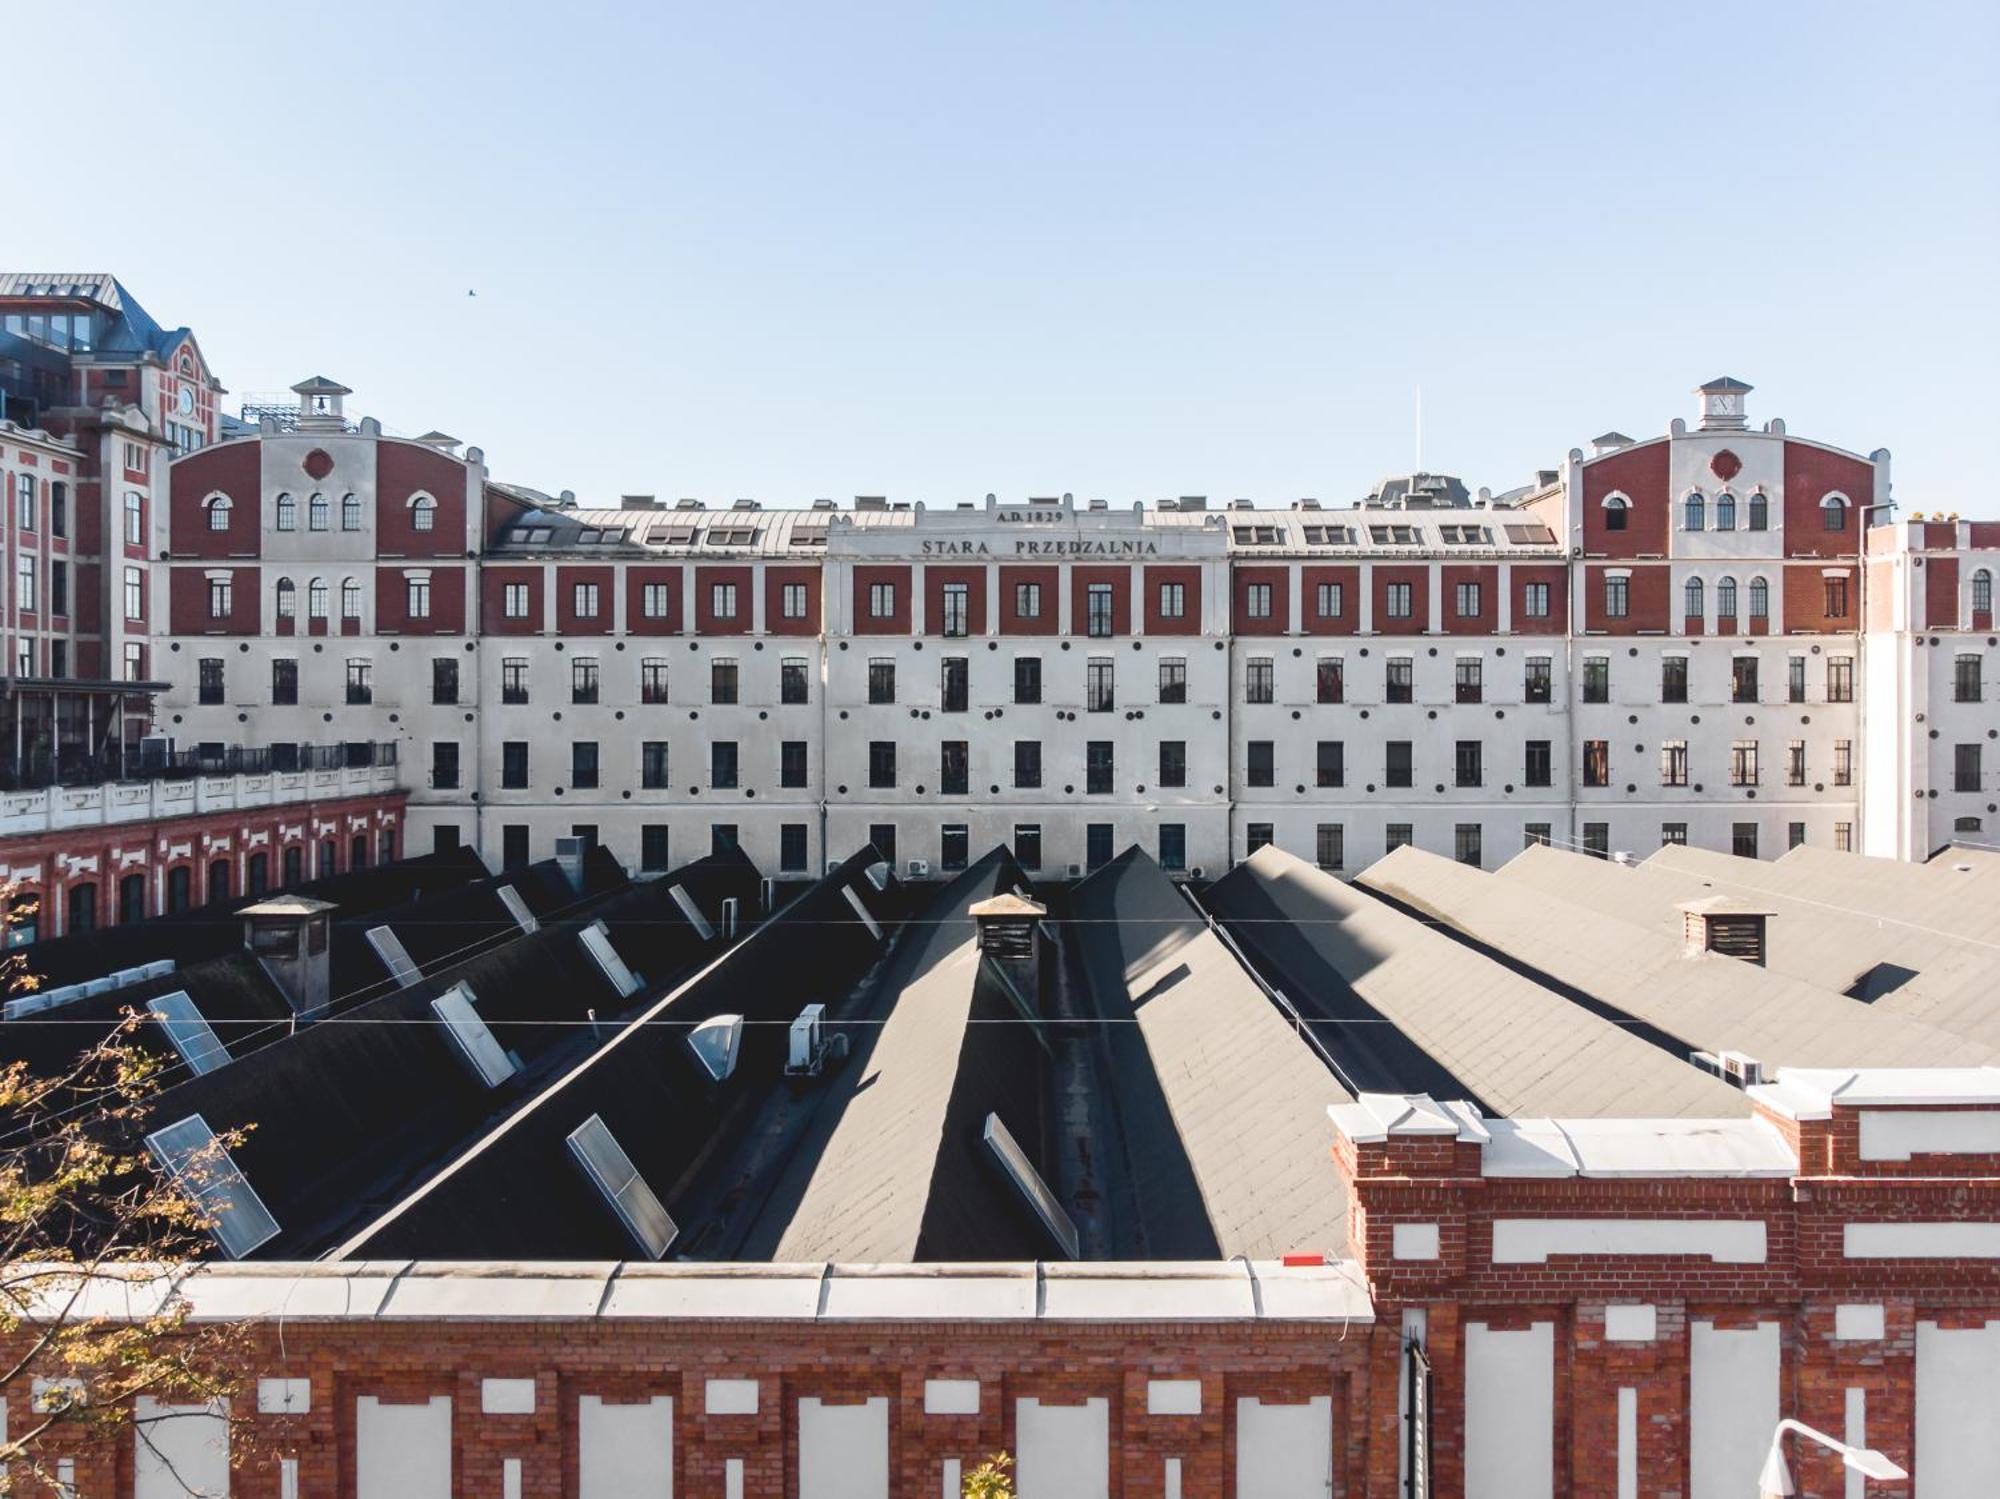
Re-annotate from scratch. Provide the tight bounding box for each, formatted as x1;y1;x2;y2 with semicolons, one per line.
15;1;1998;512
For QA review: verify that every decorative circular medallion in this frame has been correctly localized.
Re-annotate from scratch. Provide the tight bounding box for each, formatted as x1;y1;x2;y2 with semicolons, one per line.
1710;450;1742;481
303;449;334;480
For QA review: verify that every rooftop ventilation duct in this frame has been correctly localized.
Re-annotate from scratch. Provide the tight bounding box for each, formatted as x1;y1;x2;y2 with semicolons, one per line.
620;494;663;511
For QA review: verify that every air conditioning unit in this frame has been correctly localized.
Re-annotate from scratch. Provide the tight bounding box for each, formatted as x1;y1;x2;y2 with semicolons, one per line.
906;859;931;879
1067;864;1082;878
718;896;739;941
1189;866;1206;880
786;1003;828;1076
1691;1050;1766;1089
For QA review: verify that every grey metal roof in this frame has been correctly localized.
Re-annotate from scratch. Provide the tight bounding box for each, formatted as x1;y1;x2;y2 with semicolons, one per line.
1068;848;1351;1261
1358;847;1996;1072
1206;845;1747;1118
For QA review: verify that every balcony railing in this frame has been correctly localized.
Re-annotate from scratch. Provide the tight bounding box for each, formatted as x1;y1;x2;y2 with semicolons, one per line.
0;741;398;793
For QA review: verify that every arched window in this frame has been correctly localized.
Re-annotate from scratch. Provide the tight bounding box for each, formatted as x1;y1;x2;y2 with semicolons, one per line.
275;492;297;531
1974;569;1993;613
1821;493;1849;531
1717;576;1738;620
1602;494;1630;533
1684;492;1705;531
1748;577;1769;619
341;578;361;619
410;494;437;533
308;492;328;531
275;578;296;618
203;493;232;532
1715;492;1736;531
341;493;362;532
1684;576;1704;620
307;578;328;618
1747;490;1769;531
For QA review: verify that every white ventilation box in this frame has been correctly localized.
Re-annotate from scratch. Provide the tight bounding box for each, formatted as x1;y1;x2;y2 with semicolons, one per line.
906;859;931;879
718;896;739;941
759;877;777;912
787;1004;827;1075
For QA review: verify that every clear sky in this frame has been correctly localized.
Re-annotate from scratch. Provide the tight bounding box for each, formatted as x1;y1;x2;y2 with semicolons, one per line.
14;1;1998;512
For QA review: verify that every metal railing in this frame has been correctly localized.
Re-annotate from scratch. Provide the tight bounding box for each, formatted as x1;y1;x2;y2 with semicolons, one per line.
0;741;398;793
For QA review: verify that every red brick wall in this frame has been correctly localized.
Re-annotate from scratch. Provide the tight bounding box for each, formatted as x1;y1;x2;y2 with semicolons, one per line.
694;565;753;635
1783;442;1871;558
1232;565;1287;636
923;564;986;638
1372;565;1427;636
375;565;467;635
166;439;261;558
852;565;911;635
556;565;616;636
1071;565;1133;637
1785;561;1859;634
1510;563;1567;635
1142;564;1201;636
1925;556;1960;629
482;565;544;635
1583;563;1667;635
1300;565;1359;636
998;565;1058;635
1440;565;1497;634
166;565;260;634
764;566;820;637
375;441;468;558
1581;441;1669;558
626;565;682;636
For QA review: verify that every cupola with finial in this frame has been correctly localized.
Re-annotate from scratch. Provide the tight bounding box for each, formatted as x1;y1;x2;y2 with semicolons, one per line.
1695;376;1752;432
291;375;352;433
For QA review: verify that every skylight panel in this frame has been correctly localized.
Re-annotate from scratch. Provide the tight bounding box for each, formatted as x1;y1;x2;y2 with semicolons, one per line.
1504;522;1557;545
1369;524;1421;545
686;1013;743;1081
1439;524;1492;545
577;528;602;544
430;983;518;1088
144;1114;280;1259
520;527;552;544
579;920;642;999
566;1114;677;1259
365;925;422;988
1301;525;1356;546
667;884;715;942
494;885;539;934
982;1113;1079;1259
146;991;229;1077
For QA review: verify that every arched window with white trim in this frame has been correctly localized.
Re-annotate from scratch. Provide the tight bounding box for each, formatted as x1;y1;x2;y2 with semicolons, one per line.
1747;490;1769;531
1973;568;1993;615
340;578;361;620
307;578;328;619
409;493;437;533
308;493;328;531
275;578;296;619
1683;491;1705;531
1715;492;1736;531
1821;492;1850;532
341;493;362;532
1601;493;1630;533
1717;577;1738;621
203;493;232;532
1748;576;1769;620
1684;576;1704;621
275;493;297;531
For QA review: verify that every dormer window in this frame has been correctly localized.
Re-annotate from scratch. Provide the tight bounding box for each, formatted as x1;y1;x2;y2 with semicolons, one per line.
1601;495;1630;533
204;494;232;532
409;494;436;532
1821;492;1850;532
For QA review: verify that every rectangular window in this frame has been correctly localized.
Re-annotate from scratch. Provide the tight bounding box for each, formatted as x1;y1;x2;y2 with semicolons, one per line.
503;582;530;619
47;559;65;616
124;566;144;620
1386;658;1413;704
1316;823;1344;871
868;657;896;705
1385;582;1412;618
430;741;460;791
125;492;145;545
1604;575;1629;618
940;582;969;637
572;583;599;618
198;657;224;705
1661;822;1688;847
207;575;231;619
1013;656;1042;704
1385;740;1413;788
1087;583;1115;637
1015;582;1042;619
1732;657;1759;703
710;582;738;619
1955;654;1983;703
1454;658;1482;703
941;741;969;795
643;582;672;618
1086;741;1114;794
941;656;970;712
1014;740;1043;789
1247;741;1275;787
641;825;671;873
711;824;740;856
1158;581;1185;619
1454;823;1483;867
1525;740;1552;787
1522;581;1550;619
641;659;669;704
345;659;372;705
1582;739;1609;787
940;824;969;871
1014;824;1042;870
1582;822;1611;859
780;824;809;873
1157;657;1186;704
1087;657;1115;712
1316;581;1343;619
1158;741;1186;788
406;576;431;618
1246;823;1275;856
1316;657;1344;704
1731;739;1760;787
1455;581;1482;618
1780;739;1804;787
1662;656;1689;704
1525;823;1553;849
869;581;896;618
124;642;144;681
1454;741;1482;788
502;824;530;867
15;557;34;613
15;474;34;531
272;659;298;705
642;742;670;789
1661;740;1688;787
1244;582;1272;620
501;742;529;788
1316;740;1344;788
868;742;897;789
1158;824;1185;872
711;741;740;789
780;741;808;788
1245;658;1274;704
1733;823;1760;859
1787;655;1807;703
1824;576;1850;617
1582;657;1609;703
1385;823;1414;854
710;659;739;704
1827;656;1854;703
780;657;808;704
572;658;600;704
1835;822;1853;853
1955;743;1983;793
1524;657;1552;704
1834;739;1853;786
782;581;808;620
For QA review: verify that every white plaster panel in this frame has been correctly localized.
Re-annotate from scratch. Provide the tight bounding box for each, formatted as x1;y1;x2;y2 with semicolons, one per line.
1016;1396;1109;1499
1491;1218;1765;1264
134;1398;229;1499
356;1395;451;1499
798;1396;888;1499
1603;1304;1657;1342
1834;1303;1886;1341
923;1379;979;1415
257;1377;310;1414
1857;1109;2000;1161
1917;1322;2000;1498
1617;1387;1637;1499
482;1377;536;1414
579;1395;672;1499
1689;1322;1778;1499
1465;1322;1553;1499
1845;1222;2000;1258
1146;1379;1201;1415
1393;1222;1441;1260
705;1378;759;1415
1236;1395;1332;1497
1844;1388;1867;1499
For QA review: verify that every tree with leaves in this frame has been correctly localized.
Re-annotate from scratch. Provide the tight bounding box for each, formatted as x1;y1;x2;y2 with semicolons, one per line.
0;923;253;1493
963;1451;1015;1499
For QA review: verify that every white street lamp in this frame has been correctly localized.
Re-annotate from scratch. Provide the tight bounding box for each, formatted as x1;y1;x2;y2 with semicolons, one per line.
1758;1417;1908;1497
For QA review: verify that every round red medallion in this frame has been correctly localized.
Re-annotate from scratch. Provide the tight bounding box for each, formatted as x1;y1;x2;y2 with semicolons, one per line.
303;449;334;480
1710;450;1742;481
